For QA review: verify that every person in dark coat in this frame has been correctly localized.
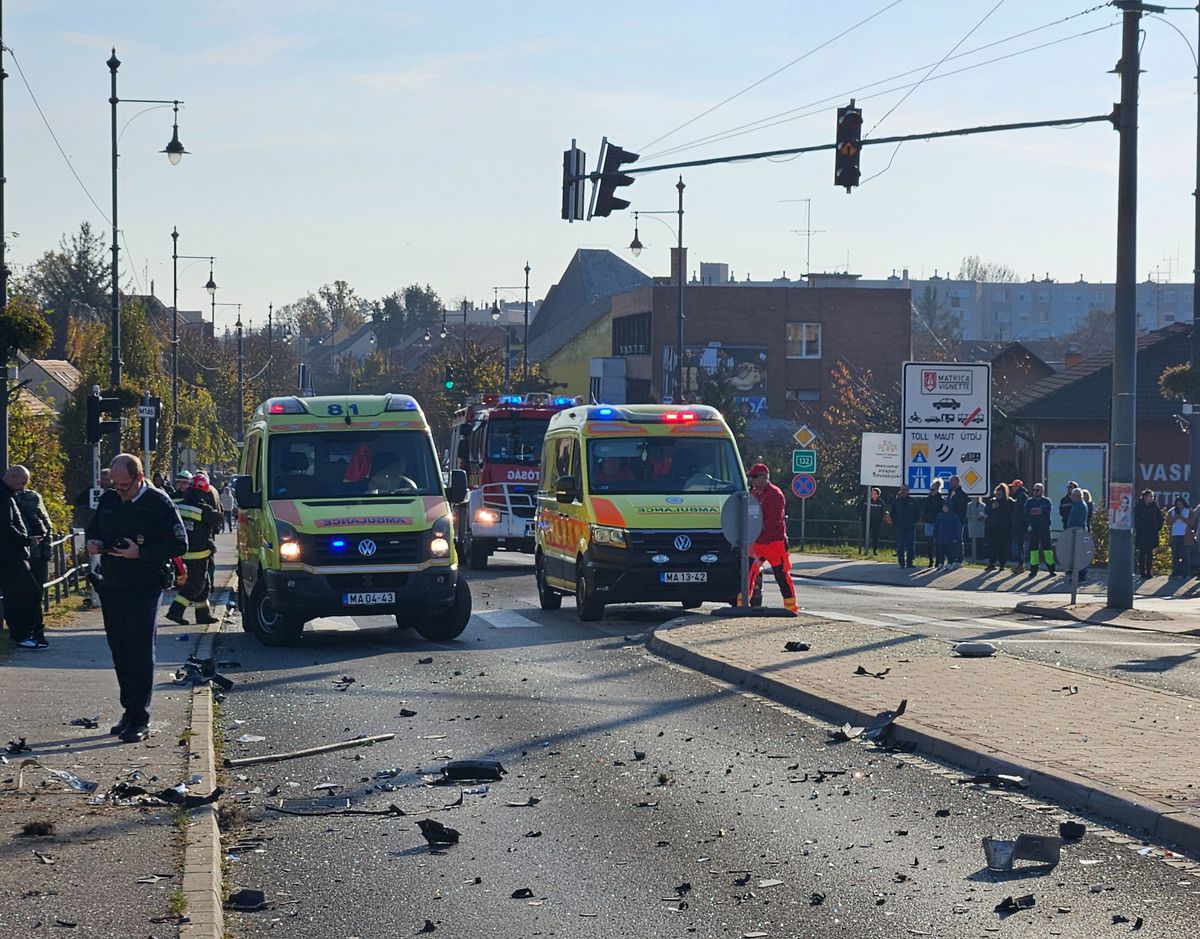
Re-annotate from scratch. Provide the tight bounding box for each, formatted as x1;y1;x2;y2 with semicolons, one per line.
1;467;46;647
983;483;1014;573
865;487;885;555
946;475;970;569
1133;489;1165;579
1009;480;1028;573
889;485;920;569
933;502;962;570
920;479;945;568
1059;480;1079;529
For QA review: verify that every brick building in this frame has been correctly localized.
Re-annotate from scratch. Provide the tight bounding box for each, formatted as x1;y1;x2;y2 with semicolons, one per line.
1007;322;1192;505
605;283;911;420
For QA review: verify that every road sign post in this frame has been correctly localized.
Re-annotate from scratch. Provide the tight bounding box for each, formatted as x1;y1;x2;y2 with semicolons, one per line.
721;491;763;610
792;449;817;474
902;362;992;496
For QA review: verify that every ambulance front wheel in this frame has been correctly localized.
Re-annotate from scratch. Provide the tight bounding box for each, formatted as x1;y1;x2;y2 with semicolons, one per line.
249;584;304;646
575;561;605;622
411;577;472;641
536;553;562;611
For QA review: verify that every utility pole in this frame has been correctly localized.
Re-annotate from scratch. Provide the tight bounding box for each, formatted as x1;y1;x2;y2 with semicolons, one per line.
236;307;244;448
675;176;685;402
170;228;178;479
523;261;530;387
1190;2;1200;515
0;0;9;473
1108;1;1156;611
266;303;273;398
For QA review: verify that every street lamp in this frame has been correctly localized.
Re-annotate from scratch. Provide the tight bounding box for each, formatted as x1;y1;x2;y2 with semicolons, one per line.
627;176;686;402
170;231;215;477
107;49;187;399
523;262;531;386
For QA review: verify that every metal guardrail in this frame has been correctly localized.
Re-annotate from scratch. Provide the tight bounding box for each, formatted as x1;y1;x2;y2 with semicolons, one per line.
38;529;90;611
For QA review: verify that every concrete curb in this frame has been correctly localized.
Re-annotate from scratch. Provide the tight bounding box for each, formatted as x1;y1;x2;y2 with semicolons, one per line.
1013;599;1200;635
648;619;1200;859
179;576;234;939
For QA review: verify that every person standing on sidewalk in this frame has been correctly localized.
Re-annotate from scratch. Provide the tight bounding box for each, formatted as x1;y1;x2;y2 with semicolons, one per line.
920;478;944;568
983;483;1013;573
933;502;962;570
889;485;919;568
9;466;53;625
1065;487;1090;584
165;474;222;626
1059;480;1079;529
864;488;885;556
86;454;188;744
743;463;798;614
1;466;47;648
946;475;969;569
1168;496;1192;579
1010;480;1028;573
1134;489;1164;579
1024;482;1056;577
219;481;236;533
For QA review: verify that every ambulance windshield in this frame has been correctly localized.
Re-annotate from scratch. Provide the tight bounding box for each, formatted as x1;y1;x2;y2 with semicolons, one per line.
586;437;744;495
268;430;441;499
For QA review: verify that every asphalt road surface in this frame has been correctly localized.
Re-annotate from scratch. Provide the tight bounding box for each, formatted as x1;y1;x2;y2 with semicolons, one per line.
216;553;1200;938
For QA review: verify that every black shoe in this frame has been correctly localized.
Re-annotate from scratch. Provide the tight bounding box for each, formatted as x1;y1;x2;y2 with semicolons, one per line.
110;714;131;736
1047;568;1057;576
118;724;149;744
984;565;994;573
164;606;188;625
1027;569;1038;578
195;612;219;625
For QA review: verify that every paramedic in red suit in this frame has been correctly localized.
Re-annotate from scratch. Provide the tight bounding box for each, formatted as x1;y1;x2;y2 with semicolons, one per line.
744;463;798;614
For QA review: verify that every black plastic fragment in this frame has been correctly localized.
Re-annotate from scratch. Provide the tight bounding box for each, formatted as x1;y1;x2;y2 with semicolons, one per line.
440;760;505;782
417;818;460;846
784;641;811;653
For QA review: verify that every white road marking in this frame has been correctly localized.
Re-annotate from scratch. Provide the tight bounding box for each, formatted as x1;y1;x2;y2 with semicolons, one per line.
477;609;543;629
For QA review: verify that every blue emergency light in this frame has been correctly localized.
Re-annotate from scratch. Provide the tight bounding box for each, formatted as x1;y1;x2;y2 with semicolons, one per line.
330;539;347;550
594;407;616;418
553;396;573;406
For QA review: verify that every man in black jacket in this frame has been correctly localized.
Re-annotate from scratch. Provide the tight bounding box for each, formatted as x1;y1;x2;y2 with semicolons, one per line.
86;454;188;743
1134;489;1165;579
1;469;45;648
946;475;970;569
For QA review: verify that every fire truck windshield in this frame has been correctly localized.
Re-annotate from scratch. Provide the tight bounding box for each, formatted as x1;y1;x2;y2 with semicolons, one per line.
485;419;548;465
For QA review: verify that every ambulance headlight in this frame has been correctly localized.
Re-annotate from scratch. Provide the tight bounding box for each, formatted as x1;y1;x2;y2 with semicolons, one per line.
591;524;628;548
431;516;452;557
279;541;301;562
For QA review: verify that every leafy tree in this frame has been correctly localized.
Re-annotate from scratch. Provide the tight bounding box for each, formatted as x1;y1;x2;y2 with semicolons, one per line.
697;355;748;452
0;294;53;361
8;397;70;529
957;255;1019;283
910;285;961;362
12;222;109;357
816;360;900;512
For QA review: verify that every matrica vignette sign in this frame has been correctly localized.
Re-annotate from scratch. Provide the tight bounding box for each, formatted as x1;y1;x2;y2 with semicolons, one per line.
902;361;991;496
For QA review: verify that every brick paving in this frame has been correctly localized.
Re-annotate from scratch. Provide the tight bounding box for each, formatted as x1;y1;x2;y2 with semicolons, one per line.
653;612;1200;817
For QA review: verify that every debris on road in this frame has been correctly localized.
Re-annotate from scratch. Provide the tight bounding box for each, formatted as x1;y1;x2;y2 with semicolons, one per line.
223;733;395;768
17;759;98;793
952;641;997;658
225;888;268;912
439;760;505;782
158;785;224;809
511;888;535;899
810;892;826;906
418;919;437;933
235;734;266;744
826;699;909;743
399;708;418;718
1059;821;1086;841
18;820;54;837
1053;685;1080;695
7;737;32;754
417;818;460;847
505;797;540;807
960;772;1027;790
267;801;405;818
334;675;356;686
854;665;890;679
417;657;434;665
983;834;1062;871
994;894;1036;917
784;640;811;652
68;717;99;729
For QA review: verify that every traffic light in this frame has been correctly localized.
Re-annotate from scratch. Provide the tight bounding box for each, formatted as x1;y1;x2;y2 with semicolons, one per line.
443;364;455;391
86;388;121;444
591;141;639;218
561;142;586;221
835;100;862;192
141;395;163;450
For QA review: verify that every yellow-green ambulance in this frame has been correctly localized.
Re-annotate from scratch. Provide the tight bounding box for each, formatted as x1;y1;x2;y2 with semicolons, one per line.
234;394;470;645
535;404;747;621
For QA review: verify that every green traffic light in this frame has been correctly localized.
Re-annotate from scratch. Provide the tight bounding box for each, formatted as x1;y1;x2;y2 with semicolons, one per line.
444;381;455;390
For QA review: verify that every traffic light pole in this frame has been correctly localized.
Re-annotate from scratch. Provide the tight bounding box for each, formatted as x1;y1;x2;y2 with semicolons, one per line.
1190;3;1200;518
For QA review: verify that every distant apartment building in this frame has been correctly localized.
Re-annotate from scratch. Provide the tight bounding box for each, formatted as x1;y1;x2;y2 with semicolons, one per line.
704;266;1195;342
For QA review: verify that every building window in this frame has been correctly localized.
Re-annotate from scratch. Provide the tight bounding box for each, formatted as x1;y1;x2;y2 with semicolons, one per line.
612;312;651;356
786;388;821;402
1037;290;1049;302
786;322;821;359
1017;291;1028;302
994;289;1009;302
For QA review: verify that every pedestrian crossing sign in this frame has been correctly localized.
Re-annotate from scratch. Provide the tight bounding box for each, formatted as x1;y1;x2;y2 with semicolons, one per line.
910;443;929;464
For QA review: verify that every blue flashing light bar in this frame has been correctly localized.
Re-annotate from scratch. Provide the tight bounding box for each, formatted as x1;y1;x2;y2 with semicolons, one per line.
553;396;573;406
330;539;347;550
500;394;523;405
594;407;616;419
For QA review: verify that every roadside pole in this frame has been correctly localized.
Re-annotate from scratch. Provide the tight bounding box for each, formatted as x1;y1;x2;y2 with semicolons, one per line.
1190;3;1200;520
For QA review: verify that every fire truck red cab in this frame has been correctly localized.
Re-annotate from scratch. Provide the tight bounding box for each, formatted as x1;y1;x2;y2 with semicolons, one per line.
449;392;577;569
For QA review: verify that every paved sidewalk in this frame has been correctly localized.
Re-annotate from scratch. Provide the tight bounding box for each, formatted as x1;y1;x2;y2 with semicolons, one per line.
790;552;1200;632
650;610;1200;856
0;530;237;937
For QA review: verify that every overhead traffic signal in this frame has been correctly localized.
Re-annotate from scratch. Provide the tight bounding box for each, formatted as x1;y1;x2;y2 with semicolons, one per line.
86;386;121;444
835;100;862;192
591;141;639;218
561;142;586;221
443;364;455;391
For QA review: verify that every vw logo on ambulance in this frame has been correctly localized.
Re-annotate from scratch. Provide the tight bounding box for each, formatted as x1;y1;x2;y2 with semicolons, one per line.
673;534;692;552
357;539;377;557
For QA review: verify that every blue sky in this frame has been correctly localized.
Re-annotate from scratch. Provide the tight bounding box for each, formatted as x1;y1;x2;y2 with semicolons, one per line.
4;1;1198;334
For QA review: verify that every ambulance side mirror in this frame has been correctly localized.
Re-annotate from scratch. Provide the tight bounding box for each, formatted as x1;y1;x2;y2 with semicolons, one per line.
234;475;261;510
447;469;468;505
556;475;579;504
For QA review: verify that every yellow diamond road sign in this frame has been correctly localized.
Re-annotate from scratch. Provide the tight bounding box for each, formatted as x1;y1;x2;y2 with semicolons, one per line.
963;468;980;488
793;424;817;448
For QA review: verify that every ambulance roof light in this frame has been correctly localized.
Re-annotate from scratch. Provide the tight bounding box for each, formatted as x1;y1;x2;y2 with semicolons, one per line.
593;406;617;419
384;394;419;411
267;397;306;415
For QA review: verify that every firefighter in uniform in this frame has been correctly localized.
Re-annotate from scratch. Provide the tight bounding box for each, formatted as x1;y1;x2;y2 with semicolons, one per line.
166;473;222;625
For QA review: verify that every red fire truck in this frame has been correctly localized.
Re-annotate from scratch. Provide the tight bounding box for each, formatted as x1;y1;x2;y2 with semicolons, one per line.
449;392;577;569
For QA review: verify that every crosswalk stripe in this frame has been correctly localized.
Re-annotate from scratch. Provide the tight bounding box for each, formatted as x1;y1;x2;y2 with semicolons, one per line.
477;609;543;629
